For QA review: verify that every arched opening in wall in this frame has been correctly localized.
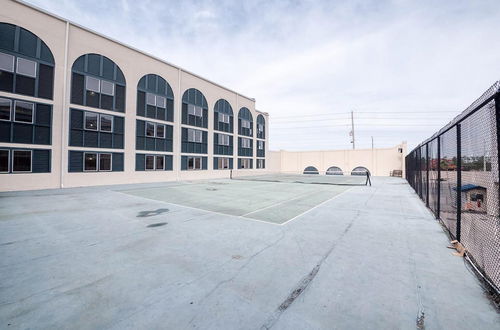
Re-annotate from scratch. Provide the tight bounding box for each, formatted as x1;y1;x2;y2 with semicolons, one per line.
137;73;174;122
214;99;233;133
303;166;319;174
70;53;126;112
182;88;208;128
351;166;370;176
326;166;343;175
256;114;265;139
238;107;253;137
0;22;55;99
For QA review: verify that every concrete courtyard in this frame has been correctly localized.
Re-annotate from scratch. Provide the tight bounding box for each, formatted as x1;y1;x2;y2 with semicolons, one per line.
0;177;498;329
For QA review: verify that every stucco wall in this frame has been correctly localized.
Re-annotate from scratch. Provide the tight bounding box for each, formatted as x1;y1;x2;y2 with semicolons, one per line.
268;142;407;177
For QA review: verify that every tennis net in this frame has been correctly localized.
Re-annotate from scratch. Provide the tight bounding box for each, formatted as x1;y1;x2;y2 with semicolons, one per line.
230;170;371;186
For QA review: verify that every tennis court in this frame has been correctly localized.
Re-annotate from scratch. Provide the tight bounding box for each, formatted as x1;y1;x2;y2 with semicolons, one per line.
122;179;351;224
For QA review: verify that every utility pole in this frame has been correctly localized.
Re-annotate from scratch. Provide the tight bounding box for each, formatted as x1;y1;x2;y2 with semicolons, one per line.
351;110;355;150
371;136;374;149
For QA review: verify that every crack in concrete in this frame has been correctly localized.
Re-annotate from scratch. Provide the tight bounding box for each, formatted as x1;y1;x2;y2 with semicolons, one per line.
261;212;359;330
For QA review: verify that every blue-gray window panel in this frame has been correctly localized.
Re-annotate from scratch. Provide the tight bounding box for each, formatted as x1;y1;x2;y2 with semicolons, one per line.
135;119;173;152
69;109;123;149
68;151;123;172
0;100;52;145
181;128;208;154
238;137;253;157
135;154;173;171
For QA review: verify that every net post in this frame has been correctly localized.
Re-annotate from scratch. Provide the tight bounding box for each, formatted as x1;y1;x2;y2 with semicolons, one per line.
456;124;462;241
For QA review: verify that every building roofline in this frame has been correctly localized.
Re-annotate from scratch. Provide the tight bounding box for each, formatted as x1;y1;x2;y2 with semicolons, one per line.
13;0;257;103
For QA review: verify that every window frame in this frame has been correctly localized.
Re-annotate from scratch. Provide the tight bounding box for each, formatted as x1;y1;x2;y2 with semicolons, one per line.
156;95;166;108
16;57;37;78
242;137;251;149
83;152;98;172
0;98;12;122
188;104;203;117
156;124;165;138
218;157;230;170
241;119;251;129
85;76;101;93
257;159;265;169
12;149;32;173
0;149;10;173
155;155;165;170
84;111;99;131
0;52;15;72
146;92;156;106
145;155;155;171
145;122;156;137
98;153;112;172
258;140;264;150
99;114;113;132
13;100;34;124
188;156;202;170
100;80;115;96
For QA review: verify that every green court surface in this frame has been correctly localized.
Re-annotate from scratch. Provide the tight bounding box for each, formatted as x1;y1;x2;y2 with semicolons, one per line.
122;179;350;224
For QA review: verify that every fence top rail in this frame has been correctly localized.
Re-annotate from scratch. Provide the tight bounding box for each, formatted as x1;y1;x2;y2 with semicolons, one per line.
408;80;500;155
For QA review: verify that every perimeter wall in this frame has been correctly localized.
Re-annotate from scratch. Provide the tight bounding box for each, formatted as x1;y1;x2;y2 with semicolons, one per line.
268;142;407;177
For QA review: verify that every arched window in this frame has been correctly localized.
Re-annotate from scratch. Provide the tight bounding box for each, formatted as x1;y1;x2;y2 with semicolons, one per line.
326;166;343;175
256;114;265;139
238;107;253;137
137;74;174;122
352;166;370;176
214;99;233;133
182;88;208;128
0;23;55;99
303;166;319;174
70;53;126;112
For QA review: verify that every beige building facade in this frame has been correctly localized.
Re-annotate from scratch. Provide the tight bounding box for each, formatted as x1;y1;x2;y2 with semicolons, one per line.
268;142;407;177
0;0;269;191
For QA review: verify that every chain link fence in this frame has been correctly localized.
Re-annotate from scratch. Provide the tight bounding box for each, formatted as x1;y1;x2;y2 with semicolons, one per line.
406;81;500;298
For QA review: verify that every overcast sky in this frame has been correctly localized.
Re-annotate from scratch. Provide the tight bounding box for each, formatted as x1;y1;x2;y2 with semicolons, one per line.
26;0;500;151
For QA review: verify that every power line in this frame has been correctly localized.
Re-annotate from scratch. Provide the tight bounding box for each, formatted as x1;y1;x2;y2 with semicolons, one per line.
272;110;458;119
272;124;442;129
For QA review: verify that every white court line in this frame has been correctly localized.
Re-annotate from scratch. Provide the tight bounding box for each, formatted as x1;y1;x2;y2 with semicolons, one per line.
116;190;282;226
241;189;324;217
279;188;352;226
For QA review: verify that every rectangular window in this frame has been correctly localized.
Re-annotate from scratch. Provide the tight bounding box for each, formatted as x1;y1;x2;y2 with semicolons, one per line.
188;129;203;143
12;150;31;172
218;134;230;146
156;155;164;170
14;101;34;123
0;98;12;121
145;122;155;137
258;140;264;150
188;104;203;117
241;158;251;169
0;52;14;72
257;159;265;169
242;138;251;148
84;153;98;171
146;93;156;106
101;80;115;96
188;156;202;170
258;124;264;133
0;149;9;173
85;76;100;92
242;120;251;129
145;155;155;170
218;157;230;169
100;114;113;132
218;113;230;124
16;58;37;78
156;124;165;138
99;153;112;171
156;96;166;108
84;112;98;130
